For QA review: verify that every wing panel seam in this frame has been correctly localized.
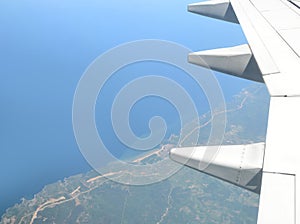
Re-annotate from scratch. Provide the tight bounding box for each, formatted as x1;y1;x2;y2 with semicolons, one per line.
249;0;300;58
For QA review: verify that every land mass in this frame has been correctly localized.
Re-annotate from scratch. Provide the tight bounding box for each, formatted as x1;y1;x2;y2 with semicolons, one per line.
1;85;270;224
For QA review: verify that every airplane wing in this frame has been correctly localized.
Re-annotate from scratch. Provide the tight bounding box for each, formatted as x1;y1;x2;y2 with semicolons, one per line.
170;143;265;194
170;0;300;223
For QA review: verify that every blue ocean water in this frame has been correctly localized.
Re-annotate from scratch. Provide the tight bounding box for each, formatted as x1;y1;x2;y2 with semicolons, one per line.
0;0;251;216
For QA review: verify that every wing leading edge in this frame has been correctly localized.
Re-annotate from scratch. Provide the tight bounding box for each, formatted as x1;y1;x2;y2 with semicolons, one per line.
170;0;300;223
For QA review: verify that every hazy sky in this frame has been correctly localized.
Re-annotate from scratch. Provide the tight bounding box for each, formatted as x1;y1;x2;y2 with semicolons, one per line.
0;0;252;214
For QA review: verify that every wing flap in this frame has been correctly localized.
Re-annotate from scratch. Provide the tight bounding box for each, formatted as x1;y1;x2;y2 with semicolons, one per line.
188;0;239;23
183;1;300;222
170;143;265;193
230;0;300;96
258;172;295;223
189;0;300;96
188;44;264;82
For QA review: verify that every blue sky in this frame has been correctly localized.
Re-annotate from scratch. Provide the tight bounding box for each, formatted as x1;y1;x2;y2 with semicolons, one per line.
0;0;251;215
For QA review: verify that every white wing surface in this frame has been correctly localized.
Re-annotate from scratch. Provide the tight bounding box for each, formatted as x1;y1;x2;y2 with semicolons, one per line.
170;0;300;223
170;143;265;194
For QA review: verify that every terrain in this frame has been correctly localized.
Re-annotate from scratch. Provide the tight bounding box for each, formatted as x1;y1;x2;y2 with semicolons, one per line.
1;85;270;224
